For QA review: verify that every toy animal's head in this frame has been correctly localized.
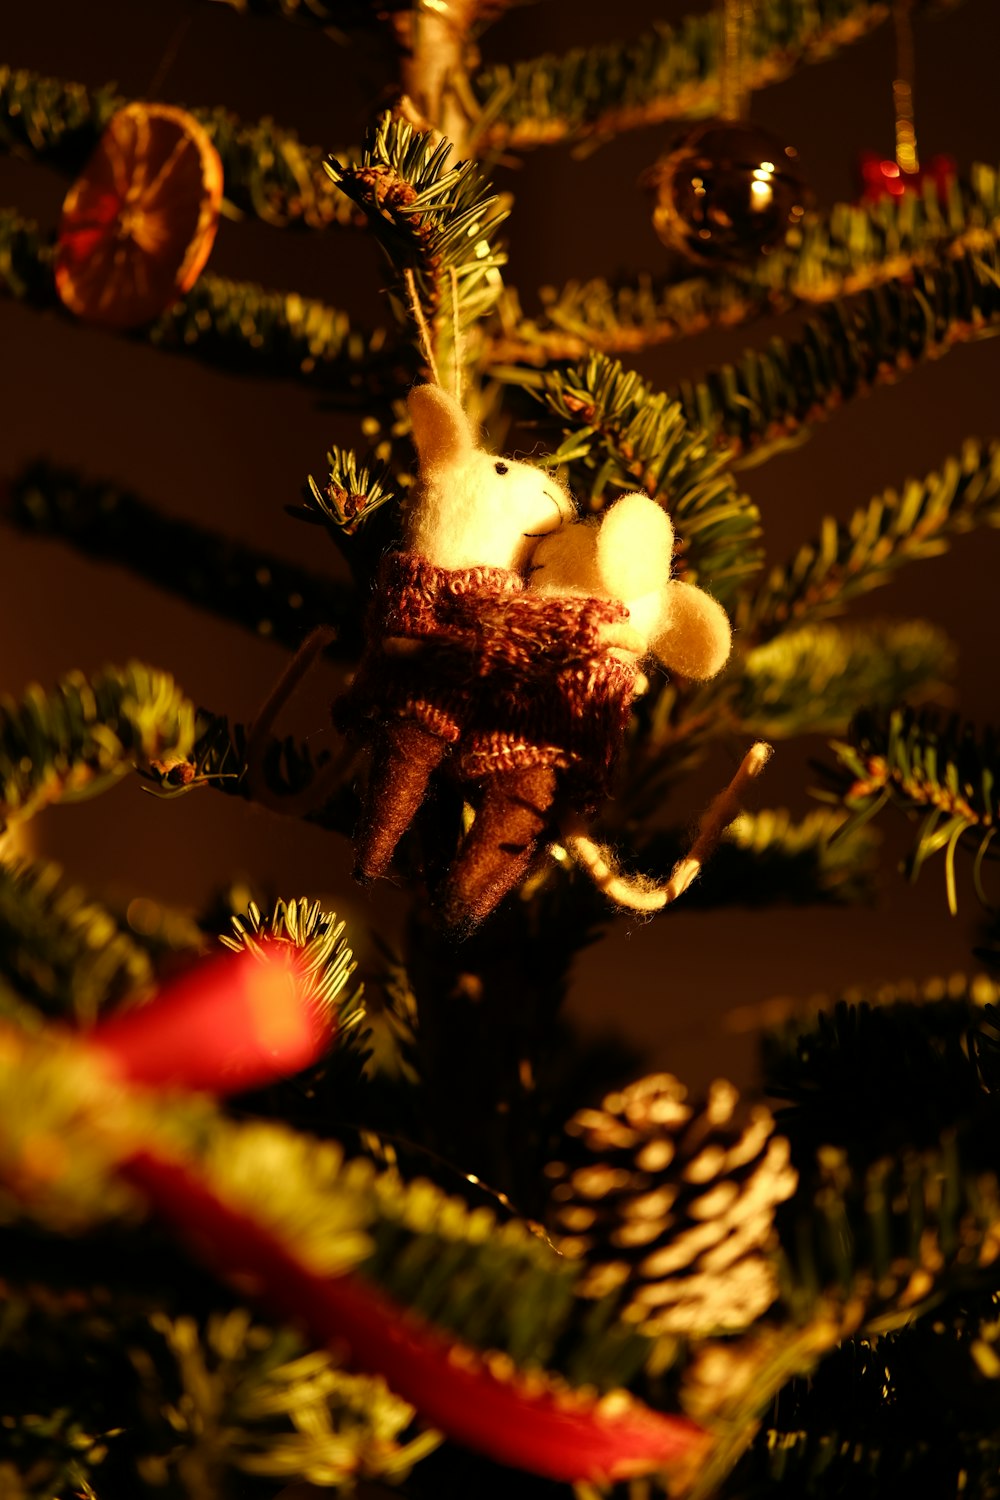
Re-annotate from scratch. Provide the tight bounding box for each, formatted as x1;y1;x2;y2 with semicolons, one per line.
531;491;732;680
405;384;574;573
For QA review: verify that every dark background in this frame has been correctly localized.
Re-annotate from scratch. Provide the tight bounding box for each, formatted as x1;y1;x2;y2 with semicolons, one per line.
2;0;999;1091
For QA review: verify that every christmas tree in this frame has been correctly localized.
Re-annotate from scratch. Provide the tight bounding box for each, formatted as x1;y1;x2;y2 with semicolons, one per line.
3;0;1000;1495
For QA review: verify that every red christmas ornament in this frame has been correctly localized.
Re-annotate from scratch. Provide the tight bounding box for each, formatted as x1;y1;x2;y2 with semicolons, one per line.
858;149;957;204
86;946;335;1096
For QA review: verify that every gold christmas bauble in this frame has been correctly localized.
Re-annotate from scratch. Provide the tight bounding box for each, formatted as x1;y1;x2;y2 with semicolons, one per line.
648;120;809;267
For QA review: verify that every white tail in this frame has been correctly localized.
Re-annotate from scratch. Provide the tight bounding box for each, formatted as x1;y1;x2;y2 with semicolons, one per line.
563;741;773;913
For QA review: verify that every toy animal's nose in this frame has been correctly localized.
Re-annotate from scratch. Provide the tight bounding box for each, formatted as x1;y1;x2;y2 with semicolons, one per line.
543;488;573;524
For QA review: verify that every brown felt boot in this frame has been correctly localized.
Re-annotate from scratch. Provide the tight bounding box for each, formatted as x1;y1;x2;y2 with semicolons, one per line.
354;720;449;882
439;765;558;934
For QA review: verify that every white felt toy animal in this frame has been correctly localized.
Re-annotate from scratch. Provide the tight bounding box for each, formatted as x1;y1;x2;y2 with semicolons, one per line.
338;384;768;930
529;491;732;682
403;384;575;572
526;493;770;913
436;492;740;929
246;383;766;929
339;384;580;895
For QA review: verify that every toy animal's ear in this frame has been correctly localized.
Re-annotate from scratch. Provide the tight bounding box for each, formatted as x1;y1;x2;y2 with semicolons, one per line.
407;384;475;472
596;493;674;601
652;581;732;680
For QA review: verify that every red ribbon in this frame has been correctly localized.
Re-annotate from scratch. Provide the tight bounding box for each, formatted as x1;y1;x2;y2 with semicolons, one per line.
30;947;707;1482
123;1149;706;1483
86;946;333;1096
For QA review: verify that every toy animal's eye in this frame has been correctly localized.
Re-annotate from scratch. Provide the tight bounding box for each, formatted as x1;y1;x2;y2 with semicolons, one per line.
494;461;509;475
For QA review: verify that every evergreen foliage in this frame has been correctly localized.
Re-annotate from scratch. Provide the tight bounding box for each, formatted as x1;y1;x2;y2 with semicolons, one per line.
499;163;1000;364
473;0;890;149
0;65;358;228
822;707;1000;911
0;664;196;826
671;243;1000;458
763;986;1000;1333
731;1288;1000;1498
145;704;357;831
736;618;954;736
302;446;397;538
744;437;1000;638
640;808;880;909
3;462;364;657
0;858;154;1024
327;114;509;388
523;352;762;601
1;2;999;1496
692;807;880;906
0;209;395;393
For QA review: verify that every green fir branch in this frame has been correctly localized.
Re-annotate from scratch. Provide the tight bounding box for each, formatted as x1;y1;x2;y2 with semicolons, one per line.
0;1404;109;1500
327;113;508;388
148;274;398;392
142;1309;440;1490
744;438;1000;640
641;807;880;909
227;926;425;1141
0;1289;437;1499
601;805;879;912
764;988;1000;1332
0;65;359;229
362;940;422;1091
472;0;890;151
0;663;196;827
147;707;357;836
736;619;955;738
3;461;364;659
731;1289;1000;1499
523;352;762;603
301;446;397;537
0;858;155;1026
752;162;1000;304
0;209;56;306
0;64;117;169
0;1042;657;1397
761;978;996;1140
8;982;1000;1482
494;165;1000;366
221;898;368;1075
820;707;1000;913
206;1124;653;1390
671;243;1000;461
489;275;760;367
0;211;396;396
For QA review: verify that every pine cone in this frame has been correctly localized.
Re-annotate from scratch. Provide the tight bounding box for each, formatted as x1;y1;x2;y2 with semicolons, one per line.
545;1073;797;1337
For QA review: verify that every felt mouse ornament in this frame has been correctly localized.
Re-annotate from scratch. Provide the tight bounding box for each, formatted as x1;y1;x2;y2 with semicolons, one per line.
436;491;739;929
337;384;630;890
339;383;767;933
529;491;732;682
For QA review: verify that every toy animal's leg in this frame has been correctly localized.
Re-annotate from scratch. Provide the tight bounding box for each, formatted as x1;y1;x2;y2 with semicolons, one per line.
441;765;558;933
354;720;449;882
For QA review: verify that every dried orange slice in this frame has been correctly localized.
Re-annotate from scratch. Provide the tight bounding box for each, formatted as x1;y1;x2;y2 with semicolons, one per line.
55;102;223;329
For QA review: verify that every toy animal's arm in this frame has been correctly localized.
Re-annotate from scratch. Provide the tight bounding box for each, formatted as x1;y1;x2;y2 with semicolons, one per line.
651;581;731;681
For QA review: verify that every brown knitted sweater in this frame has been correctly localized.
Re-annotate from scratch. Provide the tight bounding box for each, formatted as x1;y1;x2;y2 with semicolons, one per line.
337;551;640;805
